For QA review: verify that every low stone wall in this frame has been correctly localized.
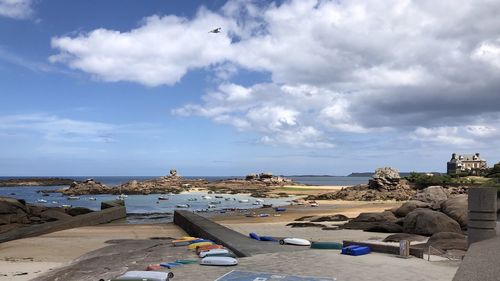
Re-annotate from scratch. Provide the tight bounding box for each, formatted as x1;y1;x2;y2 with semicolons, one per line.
0;201;126;243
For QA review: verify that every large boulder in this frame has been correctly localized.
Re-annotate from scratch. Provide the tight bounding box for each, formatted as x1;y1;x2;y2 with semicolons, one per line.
0;197;27;214
352;211;398;222
383;233;428;243
393;200;431;217
403;209;462;236
412;186;448;209
365;222;403;233
368;167;401;191
440;195;467;228
342;211;398;230
426;232;467;251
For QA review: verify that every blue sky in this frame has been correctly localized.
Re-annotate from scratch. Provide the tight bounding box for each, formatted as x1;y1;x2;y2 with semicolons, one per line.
1;0;500;176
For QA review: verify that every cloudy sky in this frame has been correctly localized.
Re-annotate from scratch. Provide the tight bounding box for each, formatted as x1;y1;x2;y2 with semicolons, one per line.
1;0;499;176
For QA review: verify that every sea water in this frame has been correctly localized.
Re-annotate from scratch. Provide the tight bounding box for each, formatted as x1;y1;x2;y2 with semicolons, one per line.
0;176;370;223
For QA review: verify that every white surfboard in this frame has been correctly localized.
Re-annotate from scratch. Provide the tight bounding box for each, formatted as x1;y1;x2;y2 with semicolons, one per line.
199;248;229;258
279;238;311;246
200;256;238;266
115;270;174;280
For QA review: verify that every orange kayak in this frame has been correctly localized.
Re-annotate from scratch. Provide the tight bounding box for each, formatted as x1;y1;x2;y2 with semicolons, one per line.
195;244;224;254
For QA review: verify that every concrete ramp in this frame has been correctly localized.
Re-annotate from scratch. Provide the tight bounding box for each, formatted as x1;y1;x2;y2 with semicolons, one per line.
174;210;304;257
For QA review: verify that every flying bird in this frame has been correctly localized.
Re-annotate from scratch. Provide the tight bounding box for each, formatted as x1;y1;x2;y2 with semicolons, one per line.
209;27;222;33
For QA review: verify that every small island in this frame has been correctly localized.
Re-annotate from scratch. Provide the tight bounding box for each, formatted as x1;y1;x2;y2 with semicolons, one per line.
0;177;75;187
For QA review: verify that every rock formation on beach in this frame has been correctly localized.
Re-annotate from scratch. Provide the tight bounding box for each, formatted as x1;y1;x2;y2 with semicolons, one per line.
60;172;208;195
307;167;415;201
206;172;298;196
0;197;94;234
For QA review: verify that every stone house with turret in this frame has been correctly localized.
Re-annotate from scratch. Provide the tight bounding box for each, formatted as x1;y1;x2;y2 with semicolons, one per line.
447;153;487;175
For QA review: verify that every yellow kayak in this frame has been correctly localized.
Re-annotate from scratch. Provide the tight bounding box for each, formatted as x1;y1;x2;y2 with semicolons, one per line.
187;242;213;250
171;237;199;246
180;236;197;240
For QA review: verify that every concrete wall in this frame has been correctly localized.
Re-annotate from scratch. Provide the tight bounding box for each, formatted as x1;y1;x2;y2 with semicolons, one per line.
0;203;126;244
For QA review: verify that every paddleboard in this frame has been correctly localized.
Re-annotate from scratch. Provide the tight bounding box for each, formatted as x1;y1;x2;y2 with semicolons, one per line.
200;256;238;266
113;270;174;281
188;241;213;250
279;238;311;246
199;248;229;258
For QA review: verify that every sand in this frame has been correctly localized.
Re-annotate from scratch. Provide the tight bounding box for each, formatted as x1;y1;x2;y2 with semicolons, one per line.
0;223;187;281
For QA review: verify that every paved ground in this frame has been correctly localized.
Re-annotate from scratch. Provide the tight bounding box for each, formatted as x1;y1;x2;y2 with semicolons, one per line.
28;236;458;281
172;249;459;281
453;235;500;281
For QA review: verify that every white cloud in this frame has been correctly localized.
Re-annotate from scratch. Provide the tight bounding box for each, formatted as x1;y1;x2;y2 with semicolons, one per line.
0;0;32;19
50;0;500;149
50;10;234;86
411;124;500;146
471;39;500;69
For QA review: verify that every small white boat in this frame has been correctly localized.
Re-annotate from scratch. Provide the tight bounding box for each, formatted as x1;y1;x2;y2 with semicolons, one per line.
200;256;238;266
310;202;319;207
199;248;229;258
253;202;261;205
208;204;217;209
67;196;80;200
51;201;59;204
238;199;249;203
88;197;97;201
188;198;197;201
37;199;47;203
117;194;128;200
176;204;190;208
279;238;311;246
202;195;212;200
255;199;264;202
62;204;72;208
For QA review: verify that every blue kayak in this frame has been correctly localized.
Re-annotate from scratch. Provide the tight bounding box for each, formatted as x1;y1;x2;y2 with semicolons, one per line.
249;232;260;240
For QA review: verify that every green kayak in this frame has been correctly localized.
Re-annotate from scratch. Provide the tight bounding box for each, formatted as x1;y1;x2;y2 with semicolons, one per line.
310;241;343;250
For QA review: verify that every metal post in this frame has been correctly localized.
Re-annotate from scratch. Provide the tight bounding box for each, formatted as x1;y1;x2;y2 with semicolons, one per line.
468;187;497;246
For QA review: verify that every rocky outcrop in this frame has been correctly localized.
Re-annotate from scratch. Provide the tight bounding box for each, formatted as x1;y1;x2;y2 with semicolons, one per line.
364;222;403;233
440;195;467;228
61;179;111;195
310;214;349;222
426;232;467;252
0;197;95;234
342;211;398;230
368;167;402;191
402;209;462;235
412;186;448;209
307;167;415;201
393;200;431;217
